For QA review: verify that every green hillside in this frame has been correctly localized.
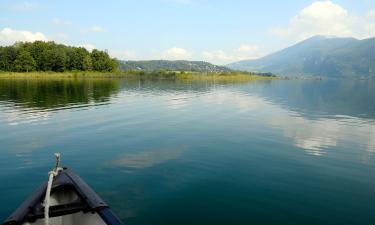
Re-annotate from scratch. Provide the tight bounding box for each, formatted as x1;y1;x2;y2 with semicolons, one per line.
119;60;232;73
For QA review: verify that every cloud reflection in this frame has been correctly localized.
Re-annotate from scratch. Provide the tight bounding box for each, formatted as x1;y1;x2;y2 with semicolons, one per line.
175;89;375;156
112;145;187;169
271;114;375;156
0;105;52;126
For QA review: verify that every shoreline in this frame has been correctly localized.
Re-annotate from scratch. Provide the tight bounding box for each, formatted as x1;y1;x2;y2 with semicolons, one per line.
0;71;280;82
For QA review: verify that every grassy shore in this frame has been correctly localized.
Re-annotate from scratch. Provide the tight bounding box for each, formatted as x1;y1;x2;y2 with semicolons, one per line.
0;71;279;82
0;71;122;78
176;72;278;82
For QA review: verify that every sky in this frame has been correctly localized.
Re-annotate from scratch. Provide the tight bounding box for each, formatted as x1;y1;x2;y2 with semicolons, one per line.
0;0;375;65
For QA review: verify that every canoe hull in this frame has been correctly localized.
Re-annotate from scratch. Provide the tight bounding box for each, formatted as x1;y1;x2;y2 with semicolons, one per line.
2;168;123;225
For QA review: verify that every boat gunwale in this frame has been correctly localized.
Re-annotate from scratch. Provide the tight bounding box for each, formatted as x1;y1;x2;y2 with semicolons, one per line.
2;168;123;225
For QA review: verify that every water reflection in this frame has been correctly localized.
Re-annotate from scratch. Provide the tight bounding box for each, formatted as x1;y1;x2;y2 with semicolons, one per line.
0;77;121;110
233;80;375;155
238;79;375;119
183;88;375;156
0;77;122;126
1;78;375;224
111;145;187;170
270;112;375;156
1;77;374;156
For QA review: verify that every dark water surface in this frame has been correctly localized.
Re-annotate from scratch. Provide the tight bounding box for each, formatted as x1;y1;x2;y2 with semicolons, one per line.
0;77;375;225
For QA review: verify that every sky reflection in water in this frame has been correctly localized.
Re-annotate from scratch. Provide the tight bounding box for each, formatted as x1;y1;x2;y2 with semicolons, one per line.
0;78;375;225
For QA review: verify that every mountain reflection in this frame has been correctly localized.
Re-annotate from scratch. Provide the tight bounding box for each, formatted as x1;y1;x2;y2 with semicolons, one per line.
238;79;375;119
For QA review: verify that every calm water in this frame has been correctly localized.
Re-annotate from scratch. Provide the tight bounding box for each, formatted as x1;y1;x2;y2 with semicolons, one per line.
0;77;375;225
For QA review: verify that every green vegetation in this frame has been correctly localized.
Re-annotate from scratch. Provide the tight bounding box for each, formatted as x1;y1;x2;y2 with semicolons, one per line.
0;41;118;72
0;41;278;81
176;72;277;82
119;60;232;73
0;70;278;82
119;70;277;81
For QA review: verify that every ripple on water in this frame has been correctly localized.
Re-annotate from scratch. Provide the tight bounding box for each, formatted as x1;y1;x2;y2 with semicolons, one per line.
1;78;375;224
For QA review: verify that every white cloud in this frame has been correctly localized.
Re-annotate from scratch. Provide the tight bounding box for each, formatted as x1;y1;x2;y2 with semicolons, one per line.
0;27;47;45
161;47;192;60
109;50;137;60
269;1;375;41
368;10;375;19
236;45;259;54
12;1;37;11
202;50;234;63
202;44;265;65
89;26;104;33
77;43;96;51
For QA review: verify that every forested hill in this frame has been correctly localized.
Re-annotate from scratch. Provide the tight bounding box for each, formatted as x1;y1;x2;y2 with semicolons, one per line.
0;41;118;72
119;60;232;72
228;36;375;78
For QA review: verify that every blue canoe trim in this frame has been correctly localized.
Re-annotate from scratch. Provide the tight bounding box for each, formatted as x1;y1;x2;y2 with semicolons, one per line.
99;208;124;225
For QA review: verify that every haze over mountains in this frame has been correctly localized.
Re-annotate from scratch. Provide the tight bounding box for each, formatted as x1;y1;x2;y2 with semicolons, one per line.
117;36;375;78
228;36;375;78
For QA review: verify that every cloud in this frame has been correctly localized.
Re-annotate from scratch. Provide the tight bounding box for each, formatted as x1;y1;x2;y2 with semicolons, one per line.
269;1;375;41
202;50;233;63
161;47;192;60
52;18;72;27
89;26;104;33
202;44;265;64
368;10;375;19
11;1;37;11
51;32;69;42
0;27;47;45
77;43;96;51
109;50;137;60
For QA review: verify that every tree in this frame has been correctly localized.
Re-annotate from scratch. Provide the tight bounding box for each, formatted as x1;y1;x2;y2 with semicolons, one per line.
83;55;93;71
0;47;6;71
51;48;67;72
0;46;17;71
41;48;67;72
67;47;90;70
27;41;50;70
91;49;117;72
12;50;36;72
0;41;118;72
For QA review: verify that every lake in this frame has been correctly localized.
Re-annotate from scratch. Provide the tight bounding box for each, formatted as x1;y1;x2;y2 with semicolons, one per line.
0;77;375;225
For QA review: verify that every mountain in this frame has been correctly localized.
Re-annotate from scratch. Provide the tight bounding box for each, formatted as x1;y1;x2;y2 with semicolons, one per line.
228;36;375;78
119;60;232;73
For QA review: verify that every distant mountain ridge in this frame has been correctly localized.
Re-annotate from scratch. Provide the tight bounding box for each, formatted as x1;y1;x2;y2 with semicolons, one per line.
119;60;232;73
228;36;375;78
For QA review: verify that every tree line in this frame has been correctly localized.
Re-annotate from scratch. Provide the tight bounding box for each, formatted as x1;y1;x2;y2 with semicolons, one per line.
0;41;118;72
